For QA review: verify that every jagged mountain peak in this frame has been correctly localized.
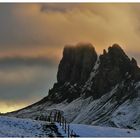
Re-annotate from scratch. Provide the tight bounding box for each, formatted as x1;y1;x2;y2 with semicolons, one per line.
108;44;129;60
48;43;140;103
102;44;127;59
86;44;140;99
102;44;129;60
98;44;138;81
108;43;124;52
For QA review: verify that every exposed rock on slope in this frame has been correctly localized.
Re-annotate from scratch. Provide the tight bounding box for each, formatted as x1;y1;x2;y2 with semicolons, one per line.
85;44;140;99
6;43;140;130
47;43;97;103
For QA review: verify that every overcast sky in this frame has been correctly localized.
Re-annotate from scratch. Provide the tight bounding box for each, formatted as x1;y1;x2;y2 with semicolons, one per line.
0;3;140;113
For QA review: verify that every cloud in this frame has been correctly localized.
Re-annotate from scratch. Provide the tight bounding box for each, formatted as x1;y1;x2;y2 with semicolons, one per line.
39;3;140;63
40;3;80;13
0;3;140;55
0;3;140;112
0;56;56;69
12;4;140;53
0;63;57;112
0;56;57;113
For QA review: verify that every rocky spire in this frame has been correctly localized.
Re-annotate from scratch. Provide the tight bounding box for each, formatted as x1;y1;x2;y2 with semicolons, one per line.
57;43;98;84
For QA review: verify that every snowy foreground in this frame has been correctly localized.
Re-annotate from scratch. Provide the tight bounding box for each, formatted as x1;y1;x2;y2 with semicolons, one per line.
70;124;140;137
1;116;140;137
0;116;61;137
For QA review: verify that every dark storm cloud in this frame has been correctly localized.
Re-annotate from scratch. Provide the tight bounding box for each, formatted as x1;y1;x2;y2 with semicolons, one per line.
0;64;57;104
0;56;56;69
0;55;58;112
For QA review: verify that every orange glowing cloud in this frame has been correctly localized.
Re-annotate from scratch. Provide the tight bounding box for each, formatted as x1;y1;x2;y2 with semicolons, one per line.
0;3;140;60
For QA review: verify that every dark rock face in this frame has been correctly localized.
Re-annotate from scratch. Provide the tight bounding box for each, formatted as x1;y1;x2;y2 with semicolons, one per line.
90;44;136;99
47;43;140;103
47;43;97;103
57;43;97;84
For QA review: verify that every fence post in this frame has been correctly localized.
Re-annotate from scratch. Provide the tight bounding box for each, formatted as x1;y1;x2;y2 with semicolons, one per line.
50;112;54;123
58;111;61;124
55;111;58;122
64;119;67;133
55;112;57;122
54;112;56;122
68;124;70;137
60;114;62;126
70;130;73;137
62;116;64;130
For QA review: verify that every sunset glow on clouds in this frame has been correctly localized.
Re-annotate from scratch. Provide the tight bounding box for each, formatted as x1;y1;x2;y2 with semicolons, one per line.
0;3;140;112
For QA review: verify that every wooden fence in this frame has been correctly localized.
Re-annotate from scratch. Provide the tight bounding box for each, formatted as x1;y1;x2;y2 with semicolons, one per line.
46;111;79;137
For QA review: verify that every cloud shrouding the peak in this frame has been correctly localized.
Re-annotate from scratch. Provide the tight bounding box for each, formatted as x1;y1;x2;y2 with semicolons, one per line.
0;3;140;52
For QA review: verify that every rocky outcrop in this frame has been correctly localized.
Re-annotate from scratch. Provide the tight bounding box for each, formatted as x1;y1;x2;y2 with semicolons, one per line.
46;43;98;103
57;43;97;84
47;43;140;103
88;44;140;99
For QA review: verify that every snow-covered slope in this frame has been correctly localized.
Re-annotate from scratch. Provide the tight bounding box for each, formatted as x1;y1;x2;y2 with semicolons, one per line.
70;124;140;137
1;115;140;137
0;116;61;137
6;82;140;130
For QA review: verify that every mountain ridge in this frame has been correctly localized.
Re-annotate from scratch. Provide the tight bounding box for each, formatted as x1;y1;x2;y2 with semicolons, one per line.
5;43;140;130
47;43;140;102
